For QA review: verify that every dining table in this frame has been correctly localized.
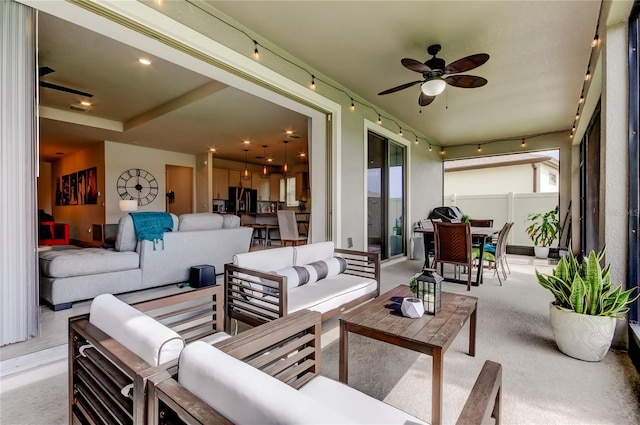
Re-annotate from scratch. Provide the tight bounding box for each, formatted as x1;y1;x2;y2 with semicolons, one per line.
413;222;499;286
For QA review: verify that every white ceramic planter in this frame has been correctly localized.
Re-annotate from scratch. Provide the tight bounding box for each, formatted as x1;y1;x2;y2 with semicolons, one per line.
401;297;424;318
534;246;550;259
549;303;616;362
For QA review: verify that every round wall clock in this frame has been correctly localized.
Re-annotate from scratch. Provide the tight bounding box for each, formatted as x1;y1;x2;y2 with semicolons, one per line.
116;168;159;206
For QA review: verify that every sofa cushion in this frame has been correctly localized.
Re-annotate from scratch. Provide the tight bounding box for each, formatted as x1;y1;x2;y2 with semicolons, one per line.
115;213;178;252
299;376;427;424
178;213;223;231
39;248;139;278
222;214;240;228
294;241;335;266
89;294;185;366
287;273;378;315
178;341;350;424
234;246;295;271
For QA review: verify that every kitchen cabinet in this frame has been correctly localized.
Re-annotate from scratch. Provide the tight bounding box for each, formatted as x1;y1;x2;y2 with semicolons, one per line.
228;169;242;188
212;168;229;200
252;173;270;201
269;173;283;202
295;171;309;200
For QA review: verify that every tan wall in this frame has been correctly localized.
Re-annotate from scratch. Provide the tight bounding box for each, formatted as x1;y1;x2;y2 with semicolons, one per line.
37;161;52;214
50;142;105;243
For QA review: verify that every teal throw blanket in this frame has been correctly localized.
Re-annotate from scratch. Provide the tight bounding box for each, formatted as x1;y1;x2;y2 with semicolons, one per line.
129;212;173;250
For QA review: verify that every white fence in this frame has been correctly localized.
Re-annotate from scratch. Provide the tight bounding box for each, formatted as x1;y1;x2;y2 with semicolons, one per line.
444;192;560;246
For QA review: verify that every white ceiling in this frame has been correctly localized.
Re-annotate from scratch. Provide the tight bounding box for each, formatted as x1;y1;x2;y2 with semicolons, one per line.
38;1;600;162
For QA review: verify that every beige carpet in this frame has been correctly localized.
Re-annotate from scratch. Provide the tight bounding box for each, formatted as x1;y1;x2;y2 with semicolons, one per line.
1;256;639;424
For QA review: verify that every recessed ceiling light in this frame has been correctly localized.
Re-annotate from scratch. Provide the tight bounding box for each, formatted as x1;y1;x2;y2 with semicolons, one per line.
138;58;151;65
286;130;293;135
299;153;306;158
243;140;251;145
209;148;216;152
267;158;273;163
80;101;92;106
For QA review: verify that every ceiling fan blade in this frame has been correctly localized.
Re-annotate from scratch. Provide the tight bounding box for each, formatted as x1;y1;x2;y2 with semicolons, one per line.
39;66;55;77
419;92;436;106
378;80;424;95
444;53;489;74
39;81;94;98
401;58;432;73
445;75;487;89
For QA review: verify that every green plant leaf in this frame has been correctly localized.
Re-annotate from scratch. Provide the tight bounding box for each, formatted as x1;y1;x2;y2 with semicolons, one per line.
569;274;586;314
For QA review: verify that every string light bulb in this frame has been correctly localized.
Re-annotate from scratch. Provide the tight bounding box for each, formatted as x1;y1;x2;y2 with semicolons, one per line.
377;114;382;125
585;71;591;81
440;147;445;155
429;144;432;152
310;75;316;90
350;98;355;111
575;111;580;120
415;137;419;145
253;40;259;60
591;35;599;48
477;144;482;152
579;95;585;104
521;139;526;148
399;127;403;137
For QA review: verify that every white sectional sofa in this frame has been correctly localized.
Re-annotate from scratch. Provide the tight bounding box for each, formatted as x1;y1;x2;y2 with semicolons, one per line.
40;212;252;310
147;309;503;425
224;241;380;329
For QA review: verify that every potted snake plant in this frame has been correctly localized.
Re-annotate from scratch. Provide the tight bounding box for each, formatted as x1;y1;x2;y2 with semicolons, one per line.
525;206;562;258
535;246;638;361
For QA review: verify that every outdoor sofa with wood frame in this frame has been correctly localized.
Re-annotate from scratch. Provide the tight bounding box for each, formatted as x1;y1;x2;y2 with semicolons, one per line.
146;309;503;425
68;285;227;425
224;241;380;331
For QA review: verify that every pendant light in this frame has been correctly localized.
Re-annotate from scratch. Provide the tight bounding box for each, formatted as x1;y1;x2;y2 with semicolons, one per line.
242;149;251;180
261;145;270;179
282;140;289;175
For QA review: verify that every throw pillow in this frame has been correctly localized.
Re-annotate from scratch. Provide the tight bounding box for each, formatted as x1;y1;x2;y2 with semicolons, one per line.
305;257;348;281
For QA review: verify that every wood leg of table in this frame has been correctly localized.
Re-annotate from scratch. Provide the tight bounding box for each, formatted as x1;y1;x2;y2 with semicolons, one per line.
469;305;477;357
432;348;443;425
339;321;348;383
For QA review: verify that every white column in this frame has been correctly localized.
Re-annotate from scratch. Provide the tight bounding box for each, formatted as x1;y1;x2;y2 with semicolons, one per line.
1;0;39;345
602;20;630;347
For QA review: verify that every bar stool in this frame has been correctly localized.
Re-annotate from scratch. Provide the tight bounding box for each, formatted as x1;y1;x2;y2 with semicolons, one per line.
263;224;279;246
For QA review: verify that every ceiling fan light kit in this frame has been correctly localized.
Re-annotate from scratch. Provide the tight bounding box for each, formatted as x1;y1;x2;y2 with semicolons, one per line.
421;79;447;96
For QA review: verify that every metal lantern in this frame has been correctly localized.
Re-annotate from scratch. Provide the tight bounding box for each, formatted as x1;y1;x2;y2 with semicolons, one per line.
416;268;444;315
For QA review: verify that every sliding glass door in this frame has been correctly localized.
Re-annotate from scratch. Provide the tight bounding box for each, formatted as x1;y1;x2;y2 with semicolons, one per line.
367;131;405;260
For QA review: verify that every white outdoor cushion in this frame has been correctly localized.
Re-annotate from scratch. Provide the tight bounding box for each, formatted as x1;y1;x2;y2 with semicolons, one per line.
178;341;350;424
299;376;428;424
89;294;185;366
234;246;295;271
294;241;335;266
178;213;223;231
287;273;377;314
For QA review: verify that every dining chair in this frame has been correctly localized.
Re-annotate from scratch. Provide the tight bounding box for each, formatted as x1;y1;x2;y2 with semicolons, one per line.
277;210;308;246
469;219;494;227
433;221;473;291
473;222;513;285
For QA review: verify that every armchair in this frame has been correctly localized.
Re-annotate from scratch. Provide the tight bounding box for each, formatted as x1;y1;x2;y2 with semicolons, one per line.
39;221;70;246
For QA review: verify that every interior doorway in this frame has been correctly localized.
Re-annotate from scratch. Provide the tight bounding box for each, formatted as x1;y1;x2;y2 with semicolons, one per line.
165;165;193;216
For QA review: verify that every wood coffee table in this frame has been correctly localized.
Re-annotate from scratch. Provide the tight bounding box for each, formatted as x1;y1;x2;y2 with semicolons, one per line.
339;284;478;425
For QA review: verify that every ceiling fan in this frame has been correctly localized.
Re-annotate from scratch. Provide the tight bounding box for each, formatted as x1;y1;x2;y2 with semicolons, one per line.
39;66;93;98
378;44;489;106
